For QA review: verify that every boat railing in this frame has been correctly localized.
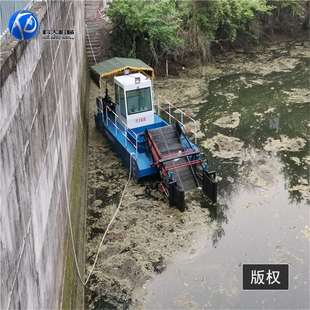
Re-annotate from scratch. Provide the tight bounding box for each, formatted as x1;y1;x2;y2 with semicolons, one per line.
155;100;198;144
98;105;139;158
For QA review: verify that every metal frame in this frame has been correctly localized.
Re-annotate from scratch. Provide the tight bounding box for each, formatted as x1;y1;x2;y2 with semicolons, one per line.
155;100;198;144
97;104;140;158
145;128;202;177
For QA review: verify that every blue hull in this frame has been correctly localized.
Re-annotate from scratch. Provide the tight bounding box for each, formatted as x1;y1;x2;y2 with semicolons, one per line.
95;112;166;179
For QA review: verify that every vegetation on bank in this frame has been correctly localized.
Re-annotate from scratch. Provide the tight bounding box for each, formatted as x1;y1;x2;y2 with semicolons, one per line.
106;0;308;67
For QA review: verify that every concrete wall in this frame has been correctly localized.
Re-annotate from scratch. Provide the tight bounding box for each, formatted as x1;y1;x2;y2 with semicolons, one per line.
0;1;87;309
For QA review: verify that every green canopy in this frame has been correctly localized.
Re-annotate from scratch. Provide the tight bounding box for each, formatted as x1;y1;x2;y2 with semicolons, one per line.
90;57;154;88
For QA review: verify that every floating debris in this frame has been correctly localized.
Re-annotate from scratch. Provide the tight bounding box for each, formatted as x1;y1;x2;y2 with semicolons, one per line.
216;175;223;182
298;177;308;185
282;88;310;105
303;155;310;166
264;107;275;114
244;169;272;188
225;92;239;102
251;78;266;85
202;133;244;159
92;199;103;208
227;176;234;183
254;112;264;120
288;184;310;202
213;112;240;129
239;76;253;88
86;46;310;309
239;76;270;88
289;45;310;58
240;152;278;189
174;293;201;310
263;135;306;153
214;91;239;104
154;78;205;108
290;157;301;165
301;226;310;240
231;56;301;76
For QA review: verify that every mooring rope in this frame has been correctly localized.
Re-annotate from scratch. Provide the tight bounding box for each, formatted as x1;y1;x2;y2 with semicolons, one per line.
65;153;133;286
65;10;132;287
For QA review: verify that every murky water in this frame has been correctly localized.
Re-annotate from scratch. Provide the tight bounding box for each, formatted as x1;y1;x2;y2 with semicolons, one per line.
143;55;309;309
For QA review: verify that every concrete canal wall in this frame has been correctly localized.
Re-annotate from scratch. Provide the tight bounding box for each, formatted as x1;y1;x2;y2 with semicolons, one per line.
0;1;87;309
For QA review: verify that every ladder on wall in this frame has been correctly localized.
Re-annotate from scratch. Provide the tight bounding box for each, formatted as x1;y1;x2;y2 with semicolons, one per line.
85;0;110;65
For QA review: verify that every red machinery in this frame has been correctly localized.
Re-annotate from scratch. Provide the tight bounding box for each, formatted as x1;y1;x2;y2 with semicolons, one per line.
146;122;217;211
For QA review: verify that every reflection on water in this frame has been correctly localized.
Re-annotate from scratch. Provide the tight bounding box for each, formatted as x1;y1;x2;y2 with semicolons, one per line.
200;199;228;248
143;56;309;309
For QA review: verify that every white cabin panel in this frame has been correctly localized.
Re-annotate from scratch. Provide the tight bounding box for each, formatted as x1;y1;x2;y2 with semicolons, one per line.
127;110;154;129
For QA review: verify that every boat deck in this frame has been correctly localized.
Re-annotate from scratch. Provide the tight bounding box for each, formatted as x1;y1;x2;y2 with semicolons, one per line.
102;113;167;178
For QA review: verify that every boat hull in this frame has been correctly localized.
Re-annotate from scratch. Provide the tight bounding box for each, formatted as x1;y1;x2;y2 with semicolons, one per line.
95;113;158;179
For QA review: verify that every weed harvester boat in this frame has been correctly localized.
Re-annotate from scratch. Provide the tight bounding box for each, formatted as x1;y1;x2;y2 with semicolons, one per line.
91;57;217;211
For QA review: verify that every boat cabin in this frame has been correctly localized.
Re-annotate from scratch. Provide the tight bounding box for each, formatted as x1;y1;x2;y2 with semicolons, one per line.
91;57;218;209
114;73;154;129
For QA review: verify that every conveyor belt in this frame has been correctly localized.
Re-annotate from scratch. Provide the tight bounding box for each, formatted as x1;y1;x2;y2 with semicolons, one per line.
147;125;198;192
148;125;182;154
174;161;197;191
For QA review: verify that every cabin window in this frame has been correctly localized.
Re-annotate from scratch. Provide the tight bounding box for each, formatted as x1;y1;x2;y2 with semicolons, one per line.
126;87;152;115
115;84;119;104
115;84;126;117
119;87;126;117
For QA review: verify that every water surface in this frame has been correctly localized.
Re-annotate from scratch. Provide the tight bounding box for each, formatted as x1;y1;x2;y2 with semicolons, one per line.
143;56;310;309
